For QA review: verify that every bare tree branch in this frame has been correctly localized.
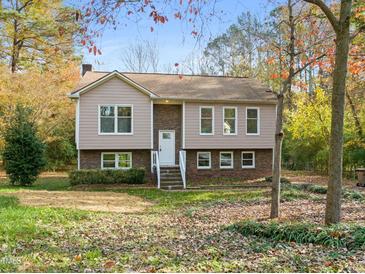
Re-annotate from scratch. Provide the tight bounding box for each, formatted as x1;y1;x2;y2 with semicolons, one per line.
303;0;340;33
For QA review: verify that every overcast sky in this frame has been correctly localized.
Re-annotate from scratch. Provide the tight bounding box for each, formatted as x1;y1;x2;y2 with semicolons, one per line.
69;0;272;72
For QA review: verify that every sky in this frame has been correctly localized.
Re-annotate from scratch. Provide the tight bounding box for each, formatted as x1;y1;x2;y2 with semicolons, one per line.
69;0;272;72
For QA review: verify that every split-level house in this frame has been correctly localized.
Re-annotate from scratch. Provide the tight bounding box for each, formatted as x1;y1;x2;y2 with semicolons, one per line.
69;64;277;189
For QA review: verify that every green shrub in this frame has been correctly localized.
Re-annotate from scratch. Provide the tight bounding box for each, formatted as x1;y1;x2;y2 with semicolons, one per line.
265;176;291;184
68;168;145;185
229;220;365;249
343;190;364;201
2;105;46;186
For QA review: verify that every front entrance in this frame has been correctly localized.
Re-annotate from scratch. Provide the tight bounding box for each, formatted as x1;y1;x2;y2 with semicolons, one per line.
159;130;175;166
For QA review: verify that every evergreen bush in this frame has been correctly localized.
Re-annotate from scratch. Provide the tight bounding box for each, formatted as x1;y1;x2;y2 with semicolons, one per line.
2;105;46;185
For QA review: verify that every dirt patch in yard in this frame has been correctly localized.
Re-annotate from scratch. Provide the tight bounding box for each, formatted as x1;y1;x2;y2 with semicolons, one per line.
3;190;153;213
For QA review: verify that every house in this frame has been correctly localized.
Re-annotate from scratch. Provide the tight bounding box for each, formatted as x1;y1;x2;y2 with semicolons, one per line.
69;64;277;189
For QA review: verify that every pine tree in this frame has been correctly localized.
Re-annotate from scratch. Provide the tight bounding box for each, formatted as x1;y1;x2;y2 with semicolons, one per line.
3;105;46;186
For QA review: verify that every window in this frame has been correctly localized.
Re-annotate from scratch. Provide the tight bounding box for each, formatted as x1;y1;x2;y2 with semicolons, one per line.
197;152;211;169
118;152;132;169
223;107;237;135
102;153;116;168
117;106;132;133
220;151;233;169
200;106;214;135
242;151;255;168
101;152;132;169
246;107;260;135
99;105;133;134
162;132;171;139
100;106;115;133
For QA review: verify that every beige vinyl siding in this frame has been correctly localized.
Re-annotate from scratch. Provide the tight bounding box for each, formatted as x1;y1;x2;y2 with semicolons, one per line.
185;102;275;149
79;77;151;149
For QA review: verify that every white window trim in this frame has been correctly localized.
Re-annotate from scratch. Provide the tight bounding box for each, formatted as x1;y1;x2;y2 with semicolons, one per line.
246;107;260;136
98;104;134;135
101;152;132;170
242;151;255;169
199;106;214;135
223;106;237;135
197;151;211;169
220;151;234;169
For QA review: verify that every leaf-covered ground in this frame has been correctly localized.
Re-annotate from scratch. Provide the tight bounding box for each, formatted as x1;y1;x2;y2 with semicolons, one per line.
0;177;364;272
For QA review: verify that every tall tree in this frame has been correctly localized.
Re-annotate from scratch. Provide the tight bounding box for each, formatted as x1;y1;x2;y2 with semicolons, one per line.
0;0;79;72
303;0;353;224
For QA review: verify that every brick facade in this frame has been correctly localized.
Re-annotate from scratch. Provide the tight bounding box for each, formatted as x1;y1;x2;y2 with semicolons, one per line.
80;149;153;178
185;149;273;182
153;104;182;164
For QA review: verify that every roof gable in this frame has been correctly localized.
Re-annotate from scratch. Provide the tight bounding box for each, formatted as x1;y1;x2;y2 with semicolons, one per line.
69;71;158;98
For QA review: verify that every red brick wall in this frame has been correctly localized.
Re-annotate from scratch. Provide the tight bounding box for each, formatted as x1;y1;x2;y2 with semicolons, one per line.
79;149;153;178
185;149;273;182
153;104;182;164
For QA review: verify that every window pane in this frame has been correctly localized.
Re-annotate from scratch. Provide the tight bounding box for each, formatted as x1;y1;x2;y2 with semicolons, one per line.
162;133;171;139
242;159;253;166
242;153;253;160
224;119;235;134
201;108;212;118
247;109;258;119
118;153;131;168
103;161;115;168
201;119;212;134
100;106;115;117
220;153;232;167
101;117;115;133
103;154;115;161
198;153;210;167
224;108;235;118
118;106;131;117
247;119;258;133
118;118;132;133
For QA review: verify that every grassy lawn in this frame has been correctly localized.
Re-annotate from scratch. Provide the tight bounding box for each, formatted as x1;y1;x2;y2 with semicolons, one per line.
0;177;364;272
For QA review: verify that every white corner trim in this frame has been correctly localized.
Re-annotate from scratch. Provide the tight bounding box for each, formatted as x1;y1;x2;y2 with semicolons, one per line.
77;149;80;170
182;101;186;149
222;106;238;136
199;106;214;135
220;151;234;169
197;151;211;169
151;101;154;149
75;98;80;149
241;151;256;169
246;106;260;135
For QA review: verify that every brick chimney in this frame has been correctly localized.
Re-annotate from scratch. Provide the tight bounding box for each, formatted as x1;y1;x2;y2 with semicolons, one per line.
81;64;92;76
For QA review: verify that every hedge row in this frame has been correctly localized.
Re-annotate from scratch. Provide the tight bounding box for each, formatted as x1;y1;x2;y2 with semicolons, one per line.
69;168;145;185
229;220;365;249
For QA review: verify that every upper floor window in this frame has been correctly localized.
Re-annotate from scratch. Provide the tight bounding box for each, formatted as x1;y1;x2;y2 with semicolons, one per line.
223;107;237;135
200;106;214;135
99;105;133;134
246;107;260;135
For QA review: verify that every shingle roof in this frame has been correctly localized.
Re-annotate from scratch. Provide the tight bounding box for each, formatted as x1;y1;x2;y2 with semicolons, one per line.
72;71;277;103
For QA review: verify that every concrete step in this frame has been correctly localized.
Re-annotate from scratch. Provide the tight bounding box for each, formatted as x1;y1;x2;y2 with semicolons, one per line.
161;185;184;190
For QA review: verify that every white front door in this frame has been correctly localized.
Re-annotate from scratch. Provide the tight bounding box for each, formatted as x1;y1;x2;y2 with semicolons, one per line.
159;130;175;166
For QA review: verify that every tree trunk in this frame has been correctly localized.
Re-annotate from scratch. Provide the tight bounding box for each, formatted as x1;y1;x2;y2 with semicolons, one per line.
325;1;352;225
270;0;295;218
271;92;284;218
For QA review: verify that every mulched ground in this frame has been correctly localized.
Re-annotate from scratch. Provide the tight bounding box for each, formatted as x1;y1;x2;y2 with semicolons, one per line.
15;197;365;272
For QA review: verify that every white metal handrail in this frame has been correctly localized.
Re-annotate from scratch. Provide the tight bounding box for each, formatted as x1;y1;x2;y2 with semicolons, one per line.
152;151;161;189
179;150;186;189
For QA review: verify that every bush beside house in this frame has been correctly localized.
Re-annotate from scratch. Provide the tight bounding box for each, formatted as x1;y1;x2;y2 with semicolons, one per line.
2;105;46;186
69;168;146;185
